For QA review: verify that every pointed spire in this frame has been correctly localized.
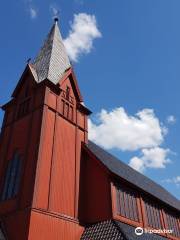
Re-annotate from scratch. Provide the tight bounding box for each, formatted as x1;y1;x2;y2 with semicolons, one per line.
32;19;71;83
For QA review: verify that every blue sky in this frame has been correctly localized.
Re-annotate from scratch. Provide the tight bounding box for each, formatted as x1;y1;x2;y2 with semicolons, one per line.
0;0;180;199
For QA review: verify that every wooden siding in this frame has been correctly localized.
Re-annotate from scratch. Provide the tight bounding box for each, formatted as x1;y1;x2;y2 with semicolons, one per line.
77;111;85;129
26;71;89;237
32;73;88;218
3;210;30;240
28;210;84;240
79;149;112;223
0;69;88;239
33;106;56;210
49;116;76;216
75;129;85;217
19;108;43;208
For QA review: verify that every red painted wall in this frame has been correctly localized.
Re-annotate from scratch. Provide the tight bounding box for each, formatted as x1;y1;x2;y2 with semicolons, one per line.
28;211;83;240
0;73;44;214
79;148;112;223
32;73;88;219
0;69;89;239
3;210;30;240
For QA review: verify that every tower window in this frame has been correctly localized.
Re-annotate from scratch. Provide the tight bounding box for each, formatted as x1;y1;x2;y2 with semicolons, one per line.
64;103;69;119
66;86;70;101
1;152;22;201
61;100;65;115
61;99;74;122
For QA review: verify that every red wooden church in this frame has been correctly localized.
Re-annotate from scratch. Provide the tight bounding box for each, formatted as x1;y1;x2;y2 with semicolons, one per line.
0;18;179;240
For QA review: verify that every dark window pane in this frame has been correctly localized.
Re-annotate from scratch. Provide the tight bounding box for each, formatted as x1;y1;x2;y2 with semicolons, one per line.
13;159;22;196
66;86;70;101
1;152;22;201
7;156;18;199
1;160;12;200
61;100;65;115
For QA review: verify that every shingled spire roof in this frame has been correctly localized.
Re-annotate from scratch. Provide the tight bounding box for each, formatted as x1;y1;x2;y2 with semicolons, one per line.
32;18;71;84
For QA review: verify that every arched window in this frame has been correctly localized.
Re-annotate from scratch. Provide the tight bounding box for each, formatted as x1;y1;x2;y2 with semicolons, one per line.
1;152;22;201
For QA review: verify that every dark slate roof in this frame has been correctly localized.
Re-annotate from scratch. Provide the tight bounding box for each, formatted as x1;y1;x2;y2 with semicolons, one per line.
87;141;180;212
81;220;168;240
81;220;126;240
32;21;71;83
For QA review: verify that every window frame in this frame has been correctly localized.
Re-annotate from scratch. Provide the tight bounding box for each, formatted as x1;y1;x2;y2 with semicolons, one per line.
111;182;143;227
60;97;74;123
66;86;70;101
162;209;180;240
111;181;180;239
141;196;167;238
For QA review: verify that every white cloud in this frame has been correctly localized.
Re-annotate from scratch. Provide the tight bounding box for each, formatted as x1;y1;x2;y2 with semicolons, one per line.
128;156;145;173
25;0;38;19
64;13;102;62
50;4;59;17
88;107;172;173
163;176;180;187
129;147;171;172
89;107;167;151
167;115;176;124
29;7;37;19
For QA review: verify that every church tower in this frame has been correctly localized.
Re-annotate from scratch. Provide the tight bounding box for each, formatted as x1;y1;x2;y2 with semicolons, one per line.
0;18;91;240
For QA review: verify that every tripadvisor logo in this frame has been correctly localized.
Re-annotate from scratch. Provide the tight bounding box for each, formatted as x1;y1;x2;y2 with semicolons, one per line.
135;227;173;236
135;227;144;236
